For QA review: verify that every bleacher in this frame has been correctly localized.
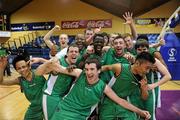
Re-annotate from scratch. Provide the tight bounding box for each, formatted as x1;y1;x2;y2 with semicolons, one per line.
8;35;76;69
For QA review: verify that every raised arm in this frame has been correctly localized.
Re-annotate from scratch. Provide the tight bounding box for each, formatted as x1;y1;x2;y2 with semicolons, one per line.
30;57;49;64
85;27;101;45
43;25;60;49
148;58;171;90
0;57;19;85
104;85;151;119
150;39;165;48
123;12;137;40
35;58;82;78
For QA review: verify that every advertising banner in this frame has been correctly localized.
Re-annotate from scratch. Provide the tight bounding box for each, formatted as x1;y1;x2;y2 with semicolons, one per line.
61;19;112;29
11;21;55;31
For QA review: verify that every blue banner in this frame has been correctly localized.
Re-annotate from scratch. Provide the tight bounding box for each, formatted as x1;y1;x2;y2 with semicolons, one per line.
11;21;55;31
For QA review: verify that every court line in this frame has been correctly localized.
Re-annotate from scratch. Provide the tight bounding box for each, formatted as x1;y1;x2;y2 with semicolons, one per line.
0;88;20;100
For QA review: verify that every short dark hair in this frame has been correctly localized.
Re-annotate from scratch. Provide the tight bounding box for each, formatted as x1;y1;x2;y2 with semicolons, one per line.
122;33;133;39
135;51;155;64
67;43;79;53
93;33;104;42
113;34;124;43
135;39;149;50
84;27;93;34
137;35;148;41
85;58;101;70
75;34;85;40
12;55;29;69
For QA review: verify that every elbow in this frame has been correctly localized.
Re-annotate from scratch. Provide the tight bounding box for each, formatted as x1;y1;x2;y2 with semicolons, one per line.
168;74;172;81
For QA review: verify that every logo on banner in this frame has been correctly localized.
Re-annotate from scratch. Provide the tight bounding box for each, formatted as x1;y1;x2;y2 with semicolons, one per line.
11;22;55;31
61;19;112;29
168;48;177;62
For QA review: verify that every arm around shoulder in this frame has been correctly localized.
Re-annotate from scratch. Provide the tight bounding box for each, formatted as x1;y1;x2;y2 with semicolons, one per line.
104;85;151;119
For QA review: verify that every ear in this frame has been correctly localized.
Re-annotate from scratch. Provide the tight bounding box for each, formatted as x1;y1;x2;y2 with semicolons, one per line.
98;69;101;74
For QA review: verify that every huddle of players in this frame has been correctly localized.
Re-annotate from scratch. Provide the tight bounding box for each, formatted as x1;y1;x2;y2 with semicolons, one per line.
0;12;171;120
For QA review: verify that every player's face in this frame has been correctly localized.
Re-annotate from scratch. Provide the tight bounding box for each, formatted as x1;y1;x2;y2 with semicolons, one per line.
124;36;133;49
137;61;152;76
113;38;126;56
59;34;68;48
75;38;85;50
93;39;104;54
66;46;79;64
85;63;99;84
15;60;30;78
85;30;94;40
136;46;148;54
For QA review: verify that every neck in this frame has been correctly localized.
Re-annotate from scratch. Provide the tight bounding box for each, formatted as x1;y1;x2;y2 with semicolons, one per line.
87;78;99;85
65;58;71;65
25;71;32;81
116;52;124;57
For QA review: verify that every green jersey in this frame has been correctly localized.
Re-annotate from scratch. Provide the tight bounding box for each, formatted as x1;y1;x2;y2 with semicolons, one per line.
43;57;74;120
43;57;74;97
51;71;106;120
99;64;140;120
102;48;130;65
101;48;131;83
19;71;46;120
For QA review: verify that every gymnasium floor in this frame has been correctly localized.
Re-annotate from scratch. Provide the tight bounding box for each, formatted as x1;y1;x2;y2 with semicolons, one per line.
0;71;180;120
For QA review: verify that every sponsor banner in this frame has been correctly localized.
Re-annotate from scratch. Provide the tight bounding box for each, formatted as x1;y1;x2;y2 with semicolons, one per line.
61;19;112;29
11;22;55;31
135;18;168;27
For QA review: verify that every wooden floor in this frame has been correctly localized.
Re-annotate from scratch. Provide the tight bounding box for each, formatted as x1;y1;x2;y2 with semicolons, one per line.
0;71;180;120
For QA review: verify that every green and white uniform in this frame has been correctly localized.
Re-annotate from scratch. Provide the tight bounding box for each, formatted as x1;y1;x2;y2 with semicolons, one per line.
142;47;160;120
101;48;130;83
132;47;160;120
102;48;130;65
19;71;46;120
42;57;74;120
51;71;106;120
99;64;140;120
149;47;161;109
143;71;157;120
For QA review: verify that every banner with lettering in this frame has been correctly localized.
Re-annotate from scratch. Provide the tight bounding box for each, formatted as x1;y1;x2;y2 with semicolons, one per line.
135;18;168;27
61;19;112;29
11;21;55;31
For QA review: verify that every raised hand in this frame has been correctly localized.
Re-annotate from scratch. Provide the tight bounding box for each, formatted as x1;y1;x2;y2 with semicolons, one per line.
94;27;101;34
159;38;165;46
30;58;41;65
123;12;133;25
67;65;77;72
148;83;156;90
50;43;58;56
53;25;61;31
123;52;135;63
139;78;148;89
